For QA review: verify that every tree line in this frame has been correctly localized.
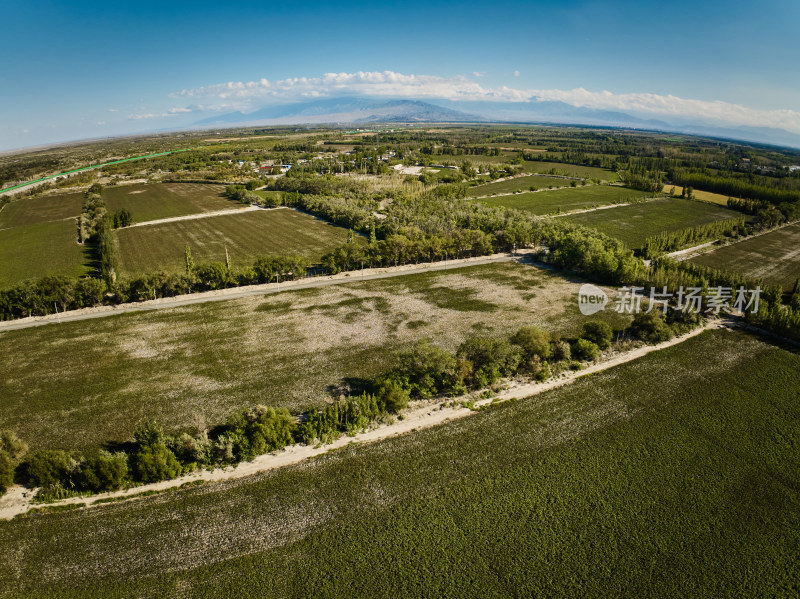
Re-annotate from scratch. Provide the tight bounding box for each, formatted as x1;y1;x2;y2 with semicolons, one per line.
641;217;746;259
0;310;694;500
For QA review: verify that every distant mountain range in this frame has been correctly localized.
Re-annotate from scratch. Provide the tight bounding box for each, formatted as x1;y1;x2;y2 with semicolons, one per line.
194;96;800;148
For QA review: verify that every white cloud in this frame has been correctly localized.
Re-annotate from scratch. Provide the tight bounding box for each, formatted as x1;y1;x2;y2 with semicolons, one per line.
107;108;119;112
513;70;520;77
128;107;194;120
170;70;800;134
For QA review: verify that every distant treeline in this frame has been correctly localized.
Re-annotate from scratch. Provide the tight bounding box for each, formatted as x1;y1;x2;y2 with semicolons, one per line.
670;169;800;214
2;172;799;342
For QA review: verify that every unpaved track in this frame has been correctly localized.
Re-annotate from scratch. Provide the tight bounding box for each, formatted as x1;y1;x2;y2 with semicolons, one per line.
0;320;719;520
0;251;534;333
126;204;268;228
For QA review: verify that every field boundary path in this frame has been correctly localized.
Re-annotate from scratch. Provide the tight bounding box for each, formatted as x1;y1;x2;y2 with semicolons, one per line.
127;204;270;228
0;251;536;332
0;320;720;520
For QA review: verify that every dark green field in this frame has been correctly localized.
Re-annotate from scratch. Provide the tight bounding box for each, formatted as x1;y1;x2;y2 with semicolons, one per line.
102;182;235;222
115;208;354;277
0;220;89;285
467;174;571;197
1;329;797;597
0;183;243;285
476;185;652;216
690;222;800;290
565;197;743;248
0;191;84;228
0;262;628;453
524;160;620;180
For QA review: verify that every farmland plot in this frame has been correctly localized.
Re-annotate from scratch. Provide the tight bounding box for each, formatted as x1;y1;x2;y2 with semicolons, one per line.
115;208;354;277
0;330;797;598
0;262;629;452
102;182;236;223
477;185;652;216
565;197;743;248
689;221;800;290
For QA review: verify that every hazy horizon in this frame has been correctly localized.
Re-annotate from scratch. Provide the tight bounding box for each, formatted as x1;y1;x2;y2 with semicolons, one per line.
2;0;799;151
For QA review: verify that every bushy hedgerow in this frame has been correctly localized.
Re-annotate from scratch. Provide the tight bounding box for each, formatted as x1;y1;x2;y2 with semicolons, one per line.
630;311;674;343
580;321;614;350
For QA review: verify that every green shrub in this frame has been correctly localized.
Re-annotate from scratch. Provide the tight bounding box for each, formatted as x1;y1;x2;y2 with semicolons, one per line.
131;444;181;483
395;340;464;398
0;452;16;493
375;377;411;412
22;450;78;488
79;451;128;492
457;336;521;388
169;432;212;467
134;420;165;447
580;321;613;349
512;326;553;360
631;312;674;343
553;339;571;361
572;338;600;361
225;406;296;460
0;431;29;494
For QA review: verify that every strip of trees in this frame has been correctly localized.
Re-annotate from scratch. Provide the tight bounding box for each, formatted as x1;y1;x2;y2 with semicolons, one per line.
1;312;692;500
641;217;746;259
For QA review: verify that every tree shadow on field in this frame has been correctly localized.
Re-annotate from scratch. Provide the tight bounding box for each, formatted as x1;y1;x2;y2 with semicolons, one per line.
326;376;375;399
82;239;102;278
103;439;138;455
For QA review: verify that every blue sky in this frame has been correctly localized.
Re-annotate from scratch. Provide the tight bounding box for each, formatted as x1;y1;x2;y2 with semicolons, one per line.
2;0;799;150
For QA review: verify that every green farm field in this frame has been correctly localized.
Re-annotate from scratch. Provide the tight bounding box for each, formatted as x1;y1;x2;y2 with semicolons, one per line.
455;155;620;180
102;182;236;222
0;262;630;453
476;185;652;216
565;197;743;248
689;222;800;290
467;174;574;197
1;329;797;597
115;208;354;277
0;191;84;228
524;160;620;180
0;220;89;286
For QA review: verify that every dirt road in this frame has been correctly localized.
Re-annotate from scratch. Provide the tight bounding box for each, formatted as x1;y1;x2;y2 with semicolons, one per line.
0;251;534;333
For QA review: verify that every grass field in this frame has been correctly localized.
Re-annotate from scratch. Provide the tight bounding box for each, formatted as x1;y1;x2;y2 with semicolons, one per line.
103;182;235;223
565;197;743;248
476;185;653;216
115;208;353;277
0;183;244;285
1;329;797;597
0;191;84;228
524;160;620;181
454;156;619;180
0;262;630;453
467;174;574;197
689;222;800;290
0;220;89;286
662;184;734;206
